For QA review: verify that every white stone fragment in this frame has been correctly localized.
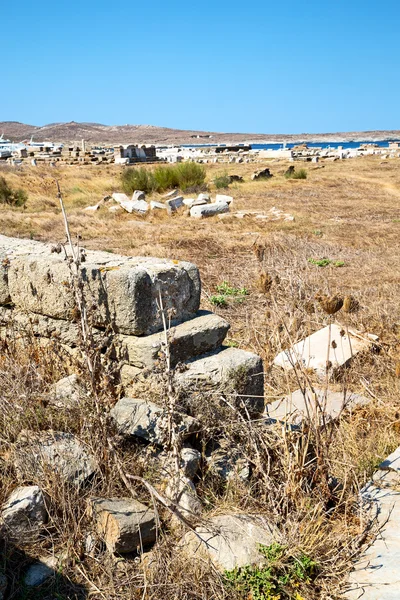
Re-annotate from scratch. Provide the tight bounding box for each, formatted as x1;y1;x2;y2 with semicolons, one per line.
273;324;378;380
215;194;233;205
165;196;184;212
149;201;167;210
190;202;229;219
182;514;279;570
132;190;145;201
266;387;369;426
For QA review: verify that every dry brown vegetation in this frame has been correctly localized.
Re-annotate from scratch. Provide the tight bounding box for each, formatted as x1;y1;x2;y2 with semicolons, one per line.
0;156;400;599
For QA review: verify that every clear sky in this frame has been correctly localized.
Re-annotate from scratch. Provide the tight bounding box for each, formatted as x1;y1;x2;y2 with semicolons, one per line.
2;0;399;133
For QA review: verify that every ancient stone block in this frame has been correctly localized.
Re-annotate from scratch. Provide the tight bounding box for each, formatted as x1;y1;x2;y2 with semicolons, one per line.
90;497;156;553
110;397;198;445
117;311;229;370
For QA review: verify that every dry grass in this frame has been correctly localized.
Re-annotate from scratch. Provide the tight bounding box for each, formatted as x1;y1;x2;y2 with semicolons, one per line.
0;156;400;598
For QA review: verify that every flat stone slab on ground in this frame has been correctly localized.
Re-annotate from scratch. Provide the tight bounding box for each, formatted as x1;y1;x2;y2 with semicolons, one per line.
90;497;156;553
174;346;264;416
117;310;230;372
14;430;97;486
266;387;369;426
182;514;278;570
111;397;198;445
273;324;378;380
0;234;200;336
345;465;400;599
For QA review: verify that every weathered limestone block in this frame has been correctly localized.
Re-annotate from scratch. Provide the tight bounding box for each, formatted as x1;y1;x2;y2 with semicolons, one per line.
182;514;278;570
117;311;230;371
165;196;184;212
14;430;98;486
90;497;156;553
345;470;400;599
50;374;83;408
165;476;202;523
110;397;198;445
273;324;378;380
215;194;233;205
174;347;264;416
1;485;47;540
0;306;110;348
0;235;201;335
190;202;229;218
266;387;369;426
149;201;167;211
132;190;145;201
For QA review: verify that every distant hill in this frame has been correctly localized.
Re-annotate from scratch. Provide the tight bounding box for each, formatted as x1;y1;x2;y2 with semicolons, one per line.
1;121;399;145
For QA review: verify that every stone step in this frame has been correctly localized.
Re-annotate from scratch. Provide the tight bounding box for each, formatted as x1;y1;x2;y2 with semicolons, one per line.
117;310;230;373
175;346;264;416
0;234;200;335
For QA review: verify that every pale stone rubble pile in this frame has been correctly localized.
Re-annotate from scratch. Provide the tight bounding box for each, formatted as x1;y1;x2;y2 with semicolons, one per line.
83;188;295;222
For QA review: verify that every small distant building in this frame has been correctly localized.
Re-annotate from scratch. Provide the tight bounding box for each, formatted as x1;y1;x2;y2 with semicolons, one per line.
114;144;156;164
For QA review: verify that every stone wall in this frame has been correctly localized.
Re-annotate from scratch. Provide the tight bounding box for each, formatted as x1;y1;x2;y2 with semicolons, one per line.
0;235;264;412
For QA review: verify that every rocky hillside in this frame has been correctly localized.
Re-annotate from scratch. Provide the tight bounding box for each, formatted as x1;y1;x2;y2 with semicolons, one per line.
1;120;400;145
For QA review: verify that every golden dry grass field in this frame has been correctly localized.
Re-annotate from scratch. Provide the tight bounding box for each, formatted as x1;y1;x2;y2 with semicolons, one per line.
0;156;400;599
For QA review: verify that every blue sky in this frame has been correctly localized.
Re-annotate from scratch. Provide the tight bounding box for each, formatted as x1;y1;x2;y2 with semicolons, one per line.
2;0;399;133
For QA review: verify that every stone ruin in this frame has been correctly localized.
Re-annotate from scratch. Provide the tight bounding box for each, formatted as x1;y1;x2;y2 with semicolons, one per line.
0;234;264;415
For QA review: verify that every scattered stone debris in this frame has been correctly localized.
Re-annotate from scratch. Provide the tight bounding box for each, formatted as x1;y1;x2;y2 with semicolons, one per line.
14;430;98;487
89;497;156;553
266;387;370;426
251;168;272;180
1;485;47;541
132;190;145;201
273;324;378;380
218;206;294;222
110;398;198;445
181;514;279;570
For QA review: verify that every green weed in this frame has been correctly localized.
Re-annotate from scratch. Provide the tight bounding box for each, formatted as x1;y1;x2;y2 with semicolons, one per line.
308;258;344;268
224;542;317;600
210;295;228;307
285;168;307;180
213;172;231;189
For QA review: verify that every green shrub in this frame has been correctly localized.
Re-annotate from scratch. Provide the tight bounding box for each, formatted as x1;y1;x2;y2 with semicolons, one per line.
174;162;206;191
121;168;156;195
210;295;228;307
285;168;307;180
0;176;27;207
224;542;318;600
120;162;206;194
153;166;179;191
213;172;231;189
